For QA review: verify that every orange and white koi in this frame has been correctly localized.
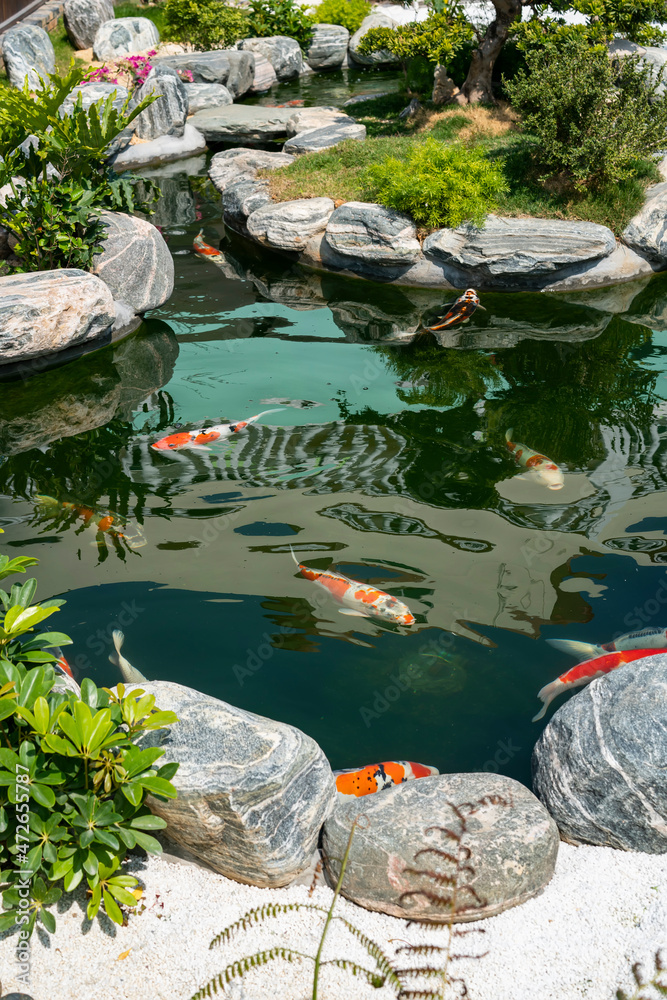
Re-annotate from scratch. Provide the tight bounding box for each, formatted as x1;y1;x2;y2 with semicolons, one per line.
505;428;564;491
193;229;228;265
533;646;667;721
334;760;439;797
425;289;484;331
151;409;282;452
35;495;126;536
291;549;415;625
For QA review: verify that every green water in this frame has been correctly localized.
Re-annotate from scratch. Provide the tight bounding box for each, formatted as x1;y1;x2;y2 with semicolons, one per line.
3;109;667;788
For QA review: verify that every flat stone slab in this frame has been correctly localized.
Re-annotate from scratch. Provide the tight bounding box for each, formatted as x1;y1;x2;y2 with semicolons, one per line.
153;50;230;84
325;201;421;266
533;653;667;853
208;147;295;193
543;243;656;293
92;16;159;61
111;124;206;172
322;772;559;921
286;106;353;137
247;197;335;250
1;24;54;89
92;211;174;313
184;82;232;114
189;104;295;142
623;181;667;265
128;681;336;887
307;23;349;70
284;121;366;155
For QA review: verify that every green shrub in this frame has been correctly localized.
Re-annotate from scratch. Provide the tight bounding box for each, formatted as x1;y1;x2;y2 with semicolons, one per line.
163;0;248;50
504;34;667;188
246;0;313;50
357;4;473;74
364;138;507;229
311;0;370;34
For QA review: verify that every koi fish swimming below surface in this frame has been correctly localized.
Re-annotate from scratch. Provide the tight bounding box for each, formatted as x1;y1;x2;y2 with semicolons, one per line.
193;229;228;265
505;429;564;491
109;630;148;684
151;409;282;452
34;496;146;549
291;549;415;625
533;646;667;721
334;760;439;796
423;289;485;331
547;626;667;660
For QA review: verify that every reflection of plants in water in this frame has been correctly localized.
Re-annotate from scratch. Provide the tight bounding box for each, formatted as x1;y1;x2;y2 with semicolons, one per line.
403;649;467;697
379;339;502;408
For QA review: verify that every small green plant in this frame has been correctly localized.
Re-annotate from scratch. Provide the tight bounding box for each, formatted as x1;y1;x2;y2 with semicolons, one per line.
246;0;314;50
357;1;473;78
163;0;248;51
311;0;370;34
364;138;507;229
617;950;667;999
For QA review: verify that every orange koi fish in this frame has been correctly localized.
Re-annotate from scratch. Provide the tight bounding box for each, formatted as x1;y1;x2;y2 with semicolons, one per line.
152;409;282;452
533;646;667;721
425;289;484;331
193;229;228;264
35;496;125;536
334;760;439;797
291;549;415;625
505;428;564;491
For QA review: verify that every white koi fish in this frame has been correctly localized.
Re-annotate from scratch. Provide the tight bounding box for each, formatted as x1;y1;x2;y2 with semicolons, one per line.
109;630;148;684
547;626;667;661
505;428;564;490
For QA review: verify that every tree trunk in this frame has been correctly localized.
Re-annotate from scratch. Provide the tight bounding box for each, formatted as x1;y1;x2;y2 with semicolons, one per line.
456;0;523;105
432;64;460;104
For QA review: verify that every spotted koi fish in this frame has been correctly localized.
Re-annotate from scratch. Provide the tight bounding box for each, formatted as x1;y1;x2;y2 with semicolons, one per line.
505;428;564;491
533;646;667;721
152;409;282;452
35;495;125;536
334;760;439;797
424;289;485;331
291;549;415;625
547;626;667;661
51;648;80;696
193;229;228;265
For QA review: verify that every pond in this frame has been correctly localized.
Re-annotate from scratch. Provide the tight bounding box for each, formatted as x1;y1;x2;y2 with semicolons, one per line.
3;107;667;790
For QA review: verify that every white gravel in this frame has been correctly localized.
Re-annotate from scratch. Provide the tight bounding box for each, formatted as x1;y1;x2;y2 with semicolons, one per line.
1;841;667;1000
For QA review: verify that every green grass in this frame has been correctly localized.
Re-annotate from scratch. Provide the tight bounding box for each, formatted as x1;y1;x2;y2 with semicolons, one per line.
113;2;169;40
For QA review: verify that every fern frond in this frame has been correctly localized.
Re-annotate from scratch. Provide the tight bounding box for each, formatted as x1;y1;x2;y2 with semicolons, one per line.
332;915;404;988
209;902;326;949
395;944;448;956
320;957;387;988
192;947;312;999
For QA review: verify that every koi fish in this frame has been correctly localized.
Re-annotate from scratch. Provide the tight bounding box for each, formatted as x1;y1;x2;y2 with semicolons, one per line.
547;626;667;661
334;760;439;797
505;429;564;491
36;495;126;536
533;646;667;721
109;630;148;684
193;229;228;265
291;549;415;625
151;409;282;452
51;648;80;696
424;289;485;331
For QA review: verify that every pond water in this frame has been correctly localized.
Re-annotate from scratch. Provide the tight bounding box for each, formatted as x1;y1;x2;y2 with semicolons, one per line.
3;89;667;789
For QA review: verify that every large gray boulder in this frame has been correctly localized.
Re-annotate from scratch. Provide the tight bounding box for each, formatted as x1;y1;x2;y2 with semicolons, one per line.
91;212;174;313
92;17;159;61
209;147;295;193
623;181;667;265
249;53;277;93
223;179;272;226
307;24;349;70
532;653;667;853
184;82;233;113
224;49;255;98
284;121;366;155
239;36;302;80
63;0;114;49
348;13;400;67
153;50;230;84
133;67;188;141
0;270;114;366
1;24;55;89
110;124;205;172
323;773;558;921
60;80;129;115
247;197;335;251
325;201;421;266
424;215;617;278
129;681;336;887
189;104;295;142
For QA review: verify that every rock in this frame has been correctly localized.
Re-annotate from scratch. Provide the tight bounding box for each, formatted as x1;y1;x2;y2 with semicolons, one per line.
92;17;159;61
1;24;55;90
623;181;667;265
60;81;129;116
322;773;558;921
224;49;255;98
306;24;349;70
609;39;667;94
532;653;667;852
0;270;114;366
133;67;188;141
348;13;400;67
247;197;335;251
432;64;459;104
185;82;233;113
249;53;277;93
283;121;366;155
153;50;230;85
325;201;421;267
424;215;617;278
542;243;656;294
128;681;336;887
285;106;353;137
110;124;206;172
189;104;296;143
63;0;113;49
91;212;174;313
399;96;422;119
209;147;295;193
342;90;394;106
223;179;272;226
239;36;302;80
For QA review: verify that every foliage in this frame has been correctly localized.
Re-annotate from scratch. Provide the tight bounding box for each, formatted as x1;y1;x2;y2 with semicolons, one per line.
0;544;178;936
163;0;248;50
546;0;667;46
364;137;507;229
616;949;667;999
246;0;314;50
311;0;370;34
357;2;473;72
504;34;667;189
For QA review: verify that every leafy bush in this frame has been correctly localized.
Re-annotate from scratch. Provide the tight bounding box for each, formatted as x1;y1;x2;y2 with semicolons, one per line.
357;2;473;74
364;138;507;229
520;0;667;48
246;0;314;50
163;0;248;51
0;540;178;935
504;34;667;188
311;0;370;34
